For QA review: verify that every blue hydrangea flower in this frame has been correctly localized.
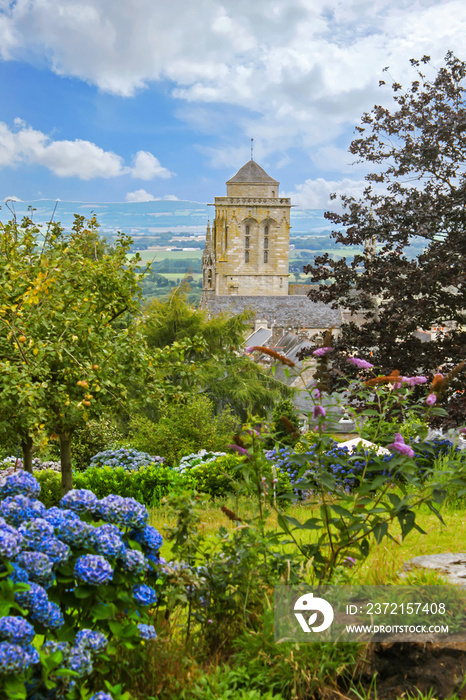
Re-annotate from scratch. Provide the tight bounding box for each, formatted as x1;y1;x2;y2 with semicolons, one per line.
0;495;45;526
39;537;71;565
74;555;113;585
24;643;40;666
129;525;163;554
75;629;107;654
55;518;92;547
67;647;93;676
0;471;41;499
90;524;124;559
137;623;157;640
132;583;157;606
60;489;98;515
119;548;147;574
0;641;32;673
15;582;49;616
42;506;79;528
9;563;29;583
97;495;148;529
0;616;35;645
42;640;70;656
18;518;55;547
0;522;24;558
90;693;114;700
30;600;64;630
15;551;54;587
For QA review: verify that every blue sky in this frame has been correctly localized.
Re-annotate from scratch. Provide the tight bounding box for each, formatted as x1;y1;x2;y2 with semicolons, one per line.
1;0;466;208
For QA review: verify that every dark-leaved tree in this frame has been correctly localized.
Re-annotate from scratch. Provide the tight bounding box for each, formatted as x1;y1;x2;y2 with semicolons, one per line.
304;52;466;424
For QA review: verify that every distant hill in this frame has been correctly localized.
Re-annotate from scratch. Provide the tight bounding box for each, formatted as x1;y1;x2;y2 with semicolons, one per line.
0;199;331;241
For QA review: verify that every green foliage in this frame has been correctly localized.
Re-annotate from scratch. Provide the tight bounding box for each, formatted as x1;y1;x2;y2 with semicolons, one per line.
189;454;243;498
177;663;285;700
34;468;62;507
73;464;183;505
266;398;301;448
0;213;147;489
70;417;125;471
141;287;292;419
129;395;238;466
231;607;360;700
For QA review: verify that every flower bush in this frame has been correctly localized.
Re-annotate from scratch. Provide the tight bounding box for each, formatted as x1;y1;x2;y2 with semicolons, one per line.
0;470;163;699
176;450;227;473
89;447;164;471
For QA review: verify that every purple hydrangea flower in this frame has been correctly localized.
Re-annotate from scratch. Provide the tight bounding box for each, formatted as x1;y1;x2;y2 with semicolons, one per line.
137;623;157;640
90;524;125;559
90;693;114;700
74;555;114;586
347;357;374;369
313;346;333;357
132;583;157;606
97;495;149;529
313;405;326;419
0;616;35;645
119;548;148;574
60;489;98;515
129;525;163;554
0;523;24;558
387;433;415;458
75;629;107;654
0;472;41;499
426;393;437;406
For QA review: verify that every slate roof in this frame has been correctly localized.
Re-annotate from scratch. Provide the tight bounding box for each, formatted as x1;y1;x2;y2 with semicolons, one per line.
245;327;273;347
204;295;343;329
226;160;279;185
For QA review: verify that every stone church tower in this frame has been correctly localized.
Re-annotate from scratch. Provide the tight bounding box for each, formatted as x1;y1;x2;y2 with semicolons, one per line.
202;159;291;299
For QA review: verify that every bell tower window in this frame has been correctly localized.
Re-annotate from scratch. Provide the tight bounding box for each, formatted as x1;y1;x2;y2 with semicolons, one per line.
245;250;249;263
264;225;269;236
245;236;250;249
264;250;268;263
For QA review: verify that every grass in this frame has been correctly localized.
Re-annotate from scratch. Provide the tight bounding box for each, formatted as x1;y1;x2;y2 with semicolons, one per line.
151;496;466;584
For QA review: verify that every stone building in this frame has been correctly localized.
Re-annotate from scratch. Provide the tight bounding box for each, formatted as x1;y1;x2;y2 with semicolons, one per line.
201;158;343;339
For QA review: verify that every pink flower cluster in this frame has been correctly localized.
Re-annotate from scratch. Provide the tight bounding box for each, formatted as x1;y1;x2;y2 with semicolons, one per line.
387;433;415;458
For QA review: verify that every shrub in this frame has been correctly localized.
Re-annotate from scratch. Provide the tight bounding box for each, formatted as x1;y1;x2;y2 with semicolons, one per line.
89;447;164;471
34;469;62;508
189;454;241;498
129;396;238;466
74;464;183;506
0;470;163;699
176;450;227;473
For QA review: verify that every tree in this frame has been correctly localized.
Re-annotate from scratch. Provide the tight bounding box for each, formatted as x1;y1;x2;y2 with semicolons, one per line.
0;213;146;492
305;52;466;419
141;286;292;419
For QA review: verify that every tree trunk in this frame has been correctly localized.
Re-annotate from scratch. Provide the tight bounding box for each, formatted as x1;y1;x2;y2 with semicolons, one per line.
60;432;73;495
21;435;34;474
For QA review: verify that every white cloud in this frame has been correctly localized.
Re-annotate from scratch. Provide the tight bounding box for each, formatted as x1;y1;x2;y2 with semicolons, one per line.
130;151;172;180
4;195;22;202
126;189;155;202
0;120;170;180
1;0;466;165
283;177;371;210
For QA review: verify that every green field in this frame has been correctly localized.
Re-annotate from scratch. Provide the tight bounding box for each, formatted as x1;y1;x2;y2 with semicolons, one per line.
130;249;203;264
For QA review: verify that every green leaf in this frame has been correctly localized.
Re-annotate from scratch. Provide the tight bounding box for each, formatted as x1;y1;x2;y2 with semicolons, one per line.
372;521;388;544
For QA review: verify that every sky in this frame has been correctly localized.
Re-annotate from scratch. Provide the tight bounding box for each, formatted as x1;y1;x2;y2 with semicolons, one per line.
1;0;466;209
